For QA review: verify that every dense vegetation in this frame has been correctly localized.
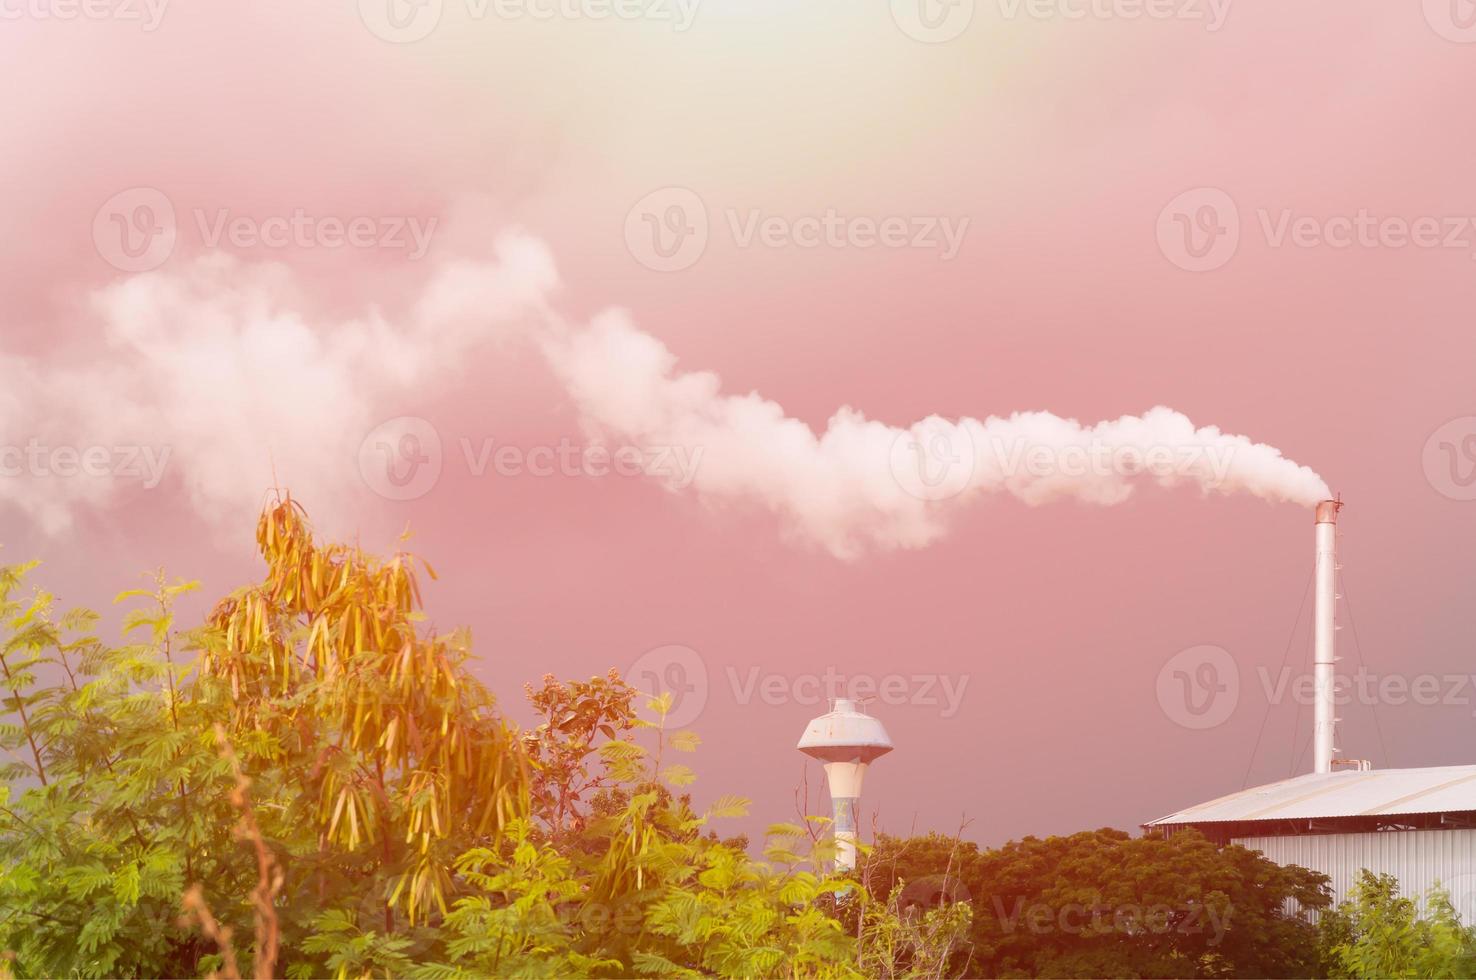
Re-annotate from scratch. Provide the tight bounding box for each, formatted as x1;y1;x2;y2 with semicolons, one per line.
865;828;1331;977
1318;870;1476;979
1;497;1472;978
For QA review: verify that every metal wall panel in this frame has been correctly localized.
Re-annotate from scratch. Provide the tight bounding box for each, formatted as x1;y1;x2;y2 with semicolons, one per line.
1233;829;1476;923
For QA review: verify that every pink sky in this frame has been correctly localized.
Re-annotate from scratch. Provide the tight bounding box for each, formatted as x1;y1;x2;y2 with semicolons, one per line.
5;0;1476;847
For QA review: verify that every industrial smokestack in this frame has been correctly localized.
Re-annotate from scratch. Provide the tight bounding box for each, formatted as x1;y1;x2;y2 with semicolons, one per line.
1313;498;1342;775
797;699;893;872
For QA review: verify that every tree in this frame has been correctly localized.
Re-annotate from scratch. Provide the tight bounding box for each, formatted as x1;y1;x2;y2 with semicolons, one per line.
3;496;1368;979
416;694;859;978
198;496;530;935
855;879;974;980
1318;870;1476;979
0;498;867;978
522;669;638;843
0;566;243;977
865;827;1331;978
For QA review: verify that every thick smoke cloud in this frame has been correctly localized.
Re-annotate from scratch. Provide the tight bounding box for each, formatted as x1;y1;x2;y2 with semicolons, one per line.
539;308;1329;557
0;233;1328;556
0;238;555;536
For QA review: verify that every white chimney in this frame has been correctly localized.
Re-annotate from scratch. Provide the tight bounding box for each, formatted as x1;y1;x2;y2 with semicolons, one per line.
1313;499;1342;774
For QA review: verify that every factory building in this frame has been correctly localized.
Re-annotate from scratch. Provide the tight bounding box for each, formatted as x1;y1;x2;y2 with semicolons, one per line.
1146;500;1476;922
1147;766;1476;921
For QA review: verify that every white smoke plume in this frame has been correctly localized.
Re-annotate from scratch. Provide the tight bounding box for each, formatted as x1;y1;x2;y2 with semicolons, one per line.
0;232;1328;555
0;238;555;536
537;309;1329;557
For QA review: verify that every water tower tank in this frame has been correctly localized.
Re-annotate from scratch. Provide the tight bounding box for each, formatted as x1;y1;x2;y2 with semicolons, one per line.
797;698;893;871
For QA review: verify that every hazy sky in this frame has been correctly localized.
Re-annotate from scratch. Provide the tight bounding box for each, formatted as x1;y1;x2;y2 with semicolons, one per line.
4;0;1476;847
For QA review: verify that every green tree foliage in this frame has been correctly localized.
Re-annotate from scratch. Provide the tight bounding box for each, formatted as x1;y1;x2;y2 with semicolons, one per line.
1318;870;1476;979
12;498;1448;980
0;501;869;978
864;827;1332;978
855;879;973;980
0;566;242;978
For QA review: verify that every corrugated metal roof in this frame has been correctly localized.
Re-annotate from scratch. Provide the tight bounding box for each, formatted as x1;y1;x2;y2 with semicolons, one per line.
1146;766;1476;826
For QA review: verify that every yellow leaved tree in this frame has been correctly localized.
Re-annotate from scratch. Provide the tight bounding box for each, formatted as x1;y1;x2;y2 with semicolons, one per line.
197;495;528;929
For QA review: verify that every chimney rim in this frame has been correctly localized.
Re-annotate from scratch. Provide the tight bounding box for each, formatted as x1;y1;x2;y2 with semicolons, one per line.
1315;498;1343;524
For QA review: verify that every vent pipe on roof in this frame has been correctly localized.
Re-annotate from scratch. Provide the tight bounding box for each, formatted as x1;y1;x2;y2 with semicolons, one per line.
1313;499;1342;775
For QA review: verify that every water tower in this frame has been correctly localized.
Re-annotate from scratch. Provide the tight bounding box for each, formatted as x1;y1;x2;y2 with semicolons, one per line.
797;698;894;871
